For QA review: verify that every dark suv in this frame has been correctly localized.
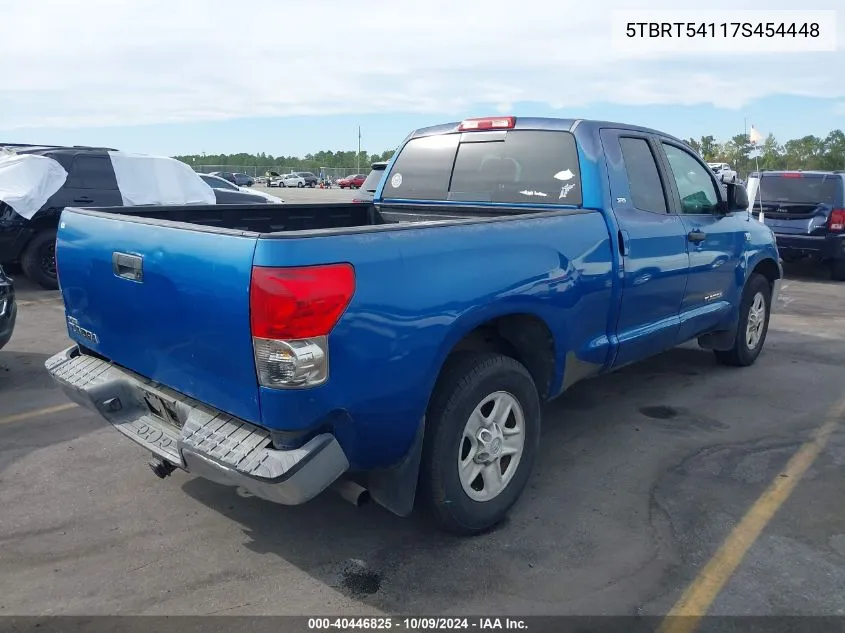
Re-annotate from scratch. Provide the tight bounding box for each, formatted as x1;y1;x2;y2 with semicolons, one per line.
295;172;319;187
0;145;122;289
751;171;845;280
0;146;267;290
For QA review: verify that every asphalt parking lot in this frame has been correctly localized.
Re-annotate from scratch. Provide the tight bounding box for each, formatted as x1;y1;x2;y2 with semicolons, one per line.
1;190;843;618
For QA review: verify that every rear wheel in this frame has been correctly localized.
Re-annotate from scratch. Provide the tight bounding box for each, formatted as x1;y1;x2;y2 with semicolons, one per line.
830;260;845;282
419;352;540;535
714;273;771;367
21;229;58;290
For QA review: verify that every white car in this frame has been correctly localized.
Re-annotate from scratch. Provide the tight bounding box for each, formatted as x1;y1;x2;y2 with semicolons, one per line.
707;162;738;183
199;173;284;203
276;173;306;188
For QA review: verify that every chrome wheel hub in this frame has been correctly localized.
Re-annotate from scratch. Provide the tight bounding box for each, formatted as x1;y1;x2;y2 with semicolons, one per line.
745;292;766;350
458;391;525;502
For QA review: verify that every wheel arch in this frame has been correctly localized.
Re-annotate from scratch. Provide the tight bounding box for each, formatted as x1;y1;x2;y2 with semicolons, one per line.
365;308;557;518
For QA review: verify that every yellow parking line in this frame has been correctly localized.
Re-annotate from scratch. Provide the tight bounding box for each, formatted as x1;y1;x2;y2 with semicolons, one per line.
657;394;845;633
0;402;78;426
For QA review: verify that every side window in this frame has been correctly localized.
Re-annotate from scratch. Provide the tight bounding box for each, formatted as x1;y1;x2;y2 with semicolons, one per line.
661;143;720;214
618;137;667;213
71;156;117;190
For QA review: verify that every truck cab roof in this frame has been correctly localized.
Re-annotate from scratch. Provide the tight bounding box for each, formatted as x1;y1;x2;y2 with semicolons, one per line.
407;117;687;145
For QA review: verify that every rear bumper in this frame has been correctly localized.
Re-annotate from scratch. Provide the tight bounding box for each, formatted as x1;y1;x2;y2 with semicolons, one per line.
774;233;845;261
45;346;350;505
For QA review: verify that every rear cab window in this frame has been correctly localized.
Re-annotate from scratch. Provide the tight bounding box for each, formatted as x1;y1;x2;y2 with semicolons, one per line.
756;174;840;206
382;129;582;205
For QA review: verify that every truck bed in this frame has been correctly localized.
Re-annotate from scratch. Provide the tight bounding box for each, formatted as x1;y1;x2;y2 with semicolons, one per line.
69;202;525;235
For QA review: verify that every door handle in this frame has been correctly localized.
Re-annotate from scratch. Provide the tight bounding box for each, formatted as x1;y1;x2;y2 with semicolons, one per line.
112;252;143;281
687;230;706;244
73;197;93;204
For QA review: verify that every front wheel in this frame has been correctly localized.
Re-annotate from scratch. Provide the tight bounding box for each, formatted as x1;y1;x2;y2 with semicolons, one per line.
714;273;772;367
419;352;541;535
297;182;304;188
21;229;58;290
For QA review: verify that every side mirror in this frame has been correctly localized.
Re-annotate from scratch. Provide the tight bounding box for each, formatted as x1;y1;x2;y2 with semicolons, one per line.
724;182;749;212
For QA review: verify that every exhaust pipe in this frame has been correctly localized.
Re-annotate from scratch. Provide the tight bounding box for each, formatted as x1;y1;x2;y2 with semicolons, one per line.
149;456;177;479
331;480;370;507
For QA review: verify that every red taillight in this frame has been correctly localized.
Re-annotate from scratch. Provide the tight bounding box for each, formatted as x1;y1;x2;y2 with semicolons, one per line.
250;264;355;340
458;116;516;131
780;173;803;178
829;209;845;232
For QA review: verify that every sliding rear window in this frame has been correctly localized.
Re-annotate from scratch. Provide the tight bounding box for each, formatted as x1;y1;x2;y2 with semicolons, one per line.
756;174;840;205
382;130;582;205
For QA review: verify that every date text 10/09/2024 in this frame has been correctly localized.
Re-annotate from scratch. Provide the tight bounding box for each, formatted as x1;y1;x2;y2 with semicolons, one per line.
308;618;528;630
625;22;820;38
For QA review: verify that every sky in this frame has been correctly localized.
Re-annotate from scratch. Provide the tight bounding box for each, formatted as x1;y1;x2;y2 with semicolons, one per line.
1;0;843;158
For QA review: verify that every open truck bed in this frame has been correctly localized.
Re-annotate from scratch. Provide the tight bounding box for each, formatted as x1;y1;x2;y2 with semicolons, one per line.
87;202;491;235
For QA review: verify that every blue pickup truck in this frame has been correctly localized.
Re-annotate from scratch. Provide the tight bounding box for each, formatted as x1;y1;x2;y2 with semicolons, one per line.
46;116;782;535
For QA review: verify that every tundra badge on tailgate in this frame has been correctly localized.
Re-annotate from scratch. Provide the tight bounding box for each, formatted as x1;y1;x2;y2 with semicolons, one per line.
67;316;99;344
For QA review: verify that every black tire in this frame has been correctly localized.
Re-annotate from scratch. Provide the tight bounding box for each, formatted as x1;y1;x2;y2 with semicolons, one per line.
297;182;304;188
830;260;845;282
21;230;58;290
419;352;541;535
714;273;772;367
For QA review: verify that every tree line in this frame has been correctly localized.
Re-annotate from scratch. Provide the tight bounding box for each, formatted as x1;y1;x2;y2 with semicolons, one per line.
174;149;396;173
685;129;845;175
174;128;845;176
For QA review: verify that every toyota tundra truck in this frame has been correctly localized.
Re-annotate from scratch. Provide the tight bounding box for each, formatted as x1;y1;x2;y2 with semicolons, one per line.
46;116;782;535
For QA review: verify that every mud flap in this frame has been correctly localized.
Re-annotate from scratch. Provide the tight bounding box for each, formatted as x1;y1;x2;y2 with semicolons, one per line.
365;417;426;517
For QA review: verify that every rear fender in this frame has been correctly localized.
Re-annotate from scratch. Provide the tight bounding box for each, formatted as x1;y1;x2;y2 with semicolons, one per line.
366;304;559;517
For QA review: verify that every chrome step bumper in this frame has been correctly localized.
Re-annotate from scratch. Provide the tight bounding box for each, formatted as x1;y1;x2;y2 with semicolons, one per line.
45;346;349;505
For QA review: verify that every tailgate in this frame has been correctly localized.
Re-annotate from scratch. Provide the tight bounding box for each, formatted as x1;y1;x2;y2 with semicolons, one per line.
56;209;261;423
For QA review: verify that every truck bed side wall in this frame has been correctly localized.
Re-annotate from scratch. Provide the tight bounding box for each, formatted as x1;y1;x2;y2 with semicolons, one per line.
253;210;615;470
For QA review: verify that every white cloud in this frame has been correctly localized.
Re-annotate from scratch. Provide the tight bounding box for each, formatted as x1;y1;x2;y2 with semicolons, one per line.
1;0;843;130
834;102;845;116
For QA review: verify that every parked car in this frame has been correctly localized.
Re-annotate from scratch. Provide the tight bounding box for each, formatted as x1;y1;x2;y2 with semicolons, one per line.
337;174;366;189
207;171;253;187
0;264;16;350
232;172;254;187
208;171;236;183
199;174;284;203
45;116;780;535
0;145;217;289
352;162;388;203
707;162;738;183
295;172;319;187
748;170;845;280
276;173;306;188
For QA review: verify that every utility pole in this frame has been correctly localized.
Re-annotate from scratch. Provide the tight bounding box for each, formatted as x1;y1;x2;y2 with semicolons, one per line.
357;126;361;174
